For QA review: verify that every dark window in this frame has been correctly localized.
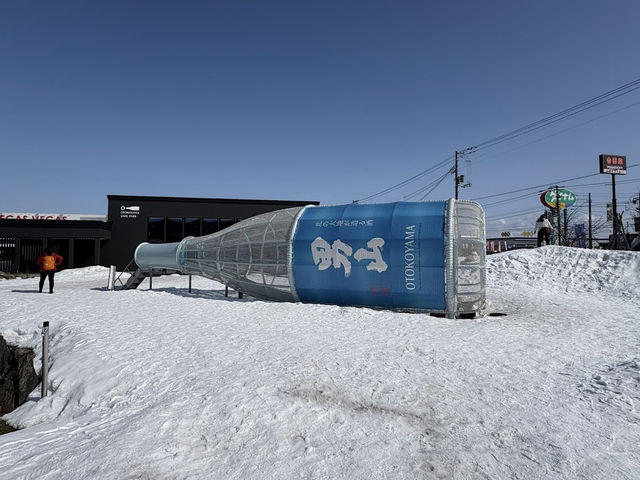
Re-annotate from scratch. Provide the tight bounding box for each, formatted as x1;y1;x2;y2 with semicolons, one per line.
20;238;44;274
0;237;16;273
166;218;183;242
219;218;235;231
148;217;165;243
202;218;219;235
184;218;201;237
74;239;96;268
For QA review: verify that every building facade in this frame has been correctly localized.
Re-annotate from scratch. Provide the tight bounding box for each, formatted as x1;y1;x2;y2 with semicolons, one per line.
0;195;318;273
0;219;110;274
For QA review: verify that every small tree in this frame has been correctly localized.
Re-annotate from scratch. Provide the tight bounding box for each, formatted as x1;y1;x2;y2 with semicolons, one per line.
549;202;609;246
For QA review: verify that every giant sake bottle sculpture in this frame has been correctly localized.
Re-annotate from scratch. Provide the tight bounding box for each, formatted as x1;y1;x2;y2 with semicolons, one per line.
134;200;486;318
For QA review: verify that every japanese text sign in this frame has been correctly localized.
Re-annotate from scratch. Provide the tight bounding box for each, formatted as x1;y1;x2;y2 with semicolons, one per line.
599;154;627;175
291;202;447;310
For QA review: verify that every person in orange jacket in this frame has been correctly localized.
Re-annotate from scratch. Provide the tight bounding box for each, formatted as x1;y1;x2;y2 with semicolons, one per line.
37;248;63;293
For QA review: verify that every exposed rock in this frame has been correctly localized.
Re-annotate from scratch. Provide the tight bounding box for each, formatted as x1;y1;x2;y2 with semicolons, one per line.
0;419;16;434
0;335;39;415
0;272;37;280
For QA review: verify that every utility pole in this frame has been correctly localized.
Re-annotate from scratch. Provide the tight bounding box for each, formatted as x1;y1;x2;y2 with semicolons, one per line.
611;173;619;249
454;147;474;200
599;154;628;250
588;193;592;249
41;321;49;398
635;192;640;234
455;150;459;200
555;185;562;245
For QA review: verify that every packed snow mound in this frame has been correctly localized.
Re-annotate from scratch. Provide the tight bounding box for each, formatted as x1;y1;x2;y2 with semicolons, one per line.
1;256;639;479
487;246;640;299
56;265;110;278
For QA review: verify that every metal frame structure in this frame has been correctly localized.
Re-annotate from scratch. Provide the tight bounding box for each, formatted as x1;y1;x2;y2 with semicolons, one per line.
133;201;486;318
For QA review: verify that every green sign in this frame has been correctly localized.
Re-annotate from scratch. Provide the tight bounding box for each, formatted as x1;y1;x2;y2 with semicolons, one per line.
540;189;577;209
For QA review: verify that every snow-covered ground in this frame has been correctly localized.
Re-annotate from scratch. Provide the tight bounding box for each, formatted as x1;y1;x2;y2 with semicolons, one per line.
1;247;639;479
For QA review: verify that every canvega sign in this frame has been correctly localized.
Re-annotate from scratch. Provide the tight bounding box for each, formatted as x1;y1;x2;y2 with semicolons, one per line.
0;213;106;221
0;213;67;220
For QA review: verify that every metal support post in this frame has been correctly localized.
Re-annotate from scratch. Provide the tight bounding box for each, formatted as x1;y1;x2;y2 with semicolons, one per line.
41;321;49;398
107;265;117;290
555;185;562;245
149;269;153;290
188;274;192;293
14;237;21;274
589;192;593;248
611;173;619;249
454;150;459;200
225;286;228;297
68;239;75;269
238;291;243;299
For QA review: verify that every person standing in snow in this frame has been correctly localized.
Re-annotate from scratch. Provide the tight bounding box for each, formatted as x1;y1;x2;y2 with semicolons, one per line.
535;214;552;247
37;247;63;293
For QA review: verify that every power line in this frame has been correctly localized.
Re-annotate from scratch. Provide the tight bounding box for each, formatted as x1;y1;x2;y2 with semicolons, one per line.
484;183;640;208
565;177;640;189
471;173;597;201
472;99;640;166
486;207;542;221
471;163;639;202
355;155;453;203
419;170;452;200
482;175;639;223
402;168;453;201
471;77;640;152
356;76;640;203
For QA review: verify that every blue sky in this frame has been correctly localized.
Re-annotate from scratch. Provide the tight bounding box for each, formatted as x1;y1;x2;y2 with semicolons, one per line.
1;1;639;236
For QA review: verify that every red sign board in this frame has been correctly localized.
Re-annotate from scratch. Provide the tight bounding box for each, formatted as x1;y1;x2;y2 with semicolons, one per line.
599;154;627;175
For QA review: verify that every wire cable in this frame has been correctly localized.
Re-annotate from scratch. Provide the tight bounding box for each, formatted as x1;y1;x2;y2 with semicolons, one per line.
419;170;452;200
355;155;454;203
471;163;639;202
356;76;640;204
471;78;640;152
473;99;640;165
402;168;454;201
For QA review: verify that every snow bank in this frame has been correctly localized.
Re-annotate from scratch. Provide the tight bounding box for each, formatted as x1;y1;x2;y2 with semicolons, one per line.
0;248;639;479
488;246;640;299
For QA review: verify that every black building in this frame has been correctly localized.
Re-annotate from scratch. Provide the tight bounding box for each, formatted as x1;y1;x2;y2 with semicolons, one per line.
0;219;110;274
102;195;318;269
0;195;318;273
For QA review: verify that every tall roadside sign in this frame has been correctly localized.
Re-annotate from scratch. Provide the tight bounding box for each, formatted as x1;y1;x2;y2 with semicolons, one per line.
599;154;628;250
540;187;576;245
599;154;627;175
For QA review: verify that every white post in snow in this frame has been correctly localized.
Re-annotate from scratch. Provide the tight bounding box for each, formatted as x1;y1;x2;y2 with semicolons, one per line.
107;265;117;290
41;321;49;398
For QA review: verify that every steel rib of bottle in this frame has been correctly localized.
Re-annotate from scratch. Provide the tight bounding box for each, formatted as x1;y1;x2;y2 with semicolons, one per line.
135;207;303;302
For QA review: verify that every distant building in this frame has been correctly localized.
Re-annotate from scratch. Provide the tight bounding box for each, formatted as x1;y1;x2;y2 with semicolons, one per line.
486;236;611;253
486;236;536;253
